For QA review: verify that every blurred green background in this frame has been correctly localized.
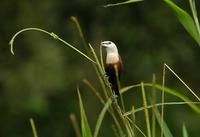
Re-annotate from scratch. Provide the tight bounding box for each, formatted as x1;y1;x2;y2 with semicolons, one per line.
1;0;200;137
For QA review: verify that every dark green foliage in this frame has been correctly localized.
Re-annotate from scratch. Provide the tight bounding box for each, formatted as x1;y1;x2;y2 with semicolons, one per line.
1;0;200;137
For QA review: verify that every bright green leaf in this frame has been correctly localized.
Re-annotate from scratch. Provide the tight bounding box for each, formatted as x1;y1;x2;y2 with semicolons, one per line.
154;109;174;137
94;98;112;137
182;124;189;137
163;0;200;46
77;88;93;137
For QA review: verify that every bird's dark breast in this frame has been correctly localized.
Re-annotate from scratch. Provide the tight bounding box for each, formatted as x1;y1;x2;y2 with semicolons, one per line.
105;60;123;95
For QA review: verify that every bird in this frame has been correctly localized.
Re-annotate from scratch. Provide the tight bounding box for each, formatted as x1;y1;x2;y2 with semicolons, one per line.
101;41;123;96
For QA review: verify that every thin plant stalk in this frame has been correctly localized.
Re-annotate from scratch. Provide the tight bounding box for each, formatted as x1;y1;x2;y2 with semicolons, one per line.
135;125;147;137
161;64;166;137
9;28;96;64
70;16;88;49
93;98;113;137
112;125;121;137
141;82;151;137
83;79;105;105
30;118;39;137
131;106;136;137
123;114;148;137
124;101;200;116
114;64;125;112
151;74;157;137
164;64;200;101
70;113;82;137
114;105;133;137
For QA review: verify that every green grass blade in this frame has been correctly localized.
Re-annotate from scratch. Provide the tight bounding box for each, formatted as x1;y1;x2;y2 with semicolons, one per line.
189;0;200;38
94;98;112;137
141;82;151;137
124;101;200;116
114;65;125;112
182;124;189;137
83;79;105;105
135;125;147;137
70;16;96;64
30;118;39;137
70;113;81;137
120;83;141;93
70;16;88;49
104;0;143;7
100;44;105;72
151;74;156;137
147;84;200;114
163;0;200;46
161;63;166;137
77;88;93;137
99;44;110;99
131;106;136;136
154;109;174;137
114;104;133;137
121;83;200;114
111;125;121;137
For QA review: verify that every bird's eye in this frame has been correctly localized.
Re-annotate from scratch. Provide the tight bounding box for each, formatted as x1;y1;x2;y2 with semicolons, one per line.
108;42;111;44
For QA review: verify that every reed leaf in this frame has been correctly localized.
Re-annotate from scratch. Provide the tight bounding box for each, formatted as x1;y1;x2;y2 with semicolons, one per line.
77;88;92;137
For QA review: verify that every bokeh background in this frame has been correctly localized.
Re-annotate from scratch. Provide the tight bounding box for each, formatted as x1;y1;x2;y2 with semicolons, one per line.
1;0;200;137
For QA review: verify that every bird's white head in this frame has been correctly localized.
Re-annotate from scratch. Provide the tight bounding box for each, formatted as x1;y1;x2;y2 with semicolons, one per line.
101;41;119;64
101;41;118;54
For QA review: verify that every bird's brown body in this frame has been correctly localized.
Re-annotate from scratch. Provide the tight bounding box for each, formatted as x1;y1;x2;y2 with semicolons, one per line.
105;56;123;96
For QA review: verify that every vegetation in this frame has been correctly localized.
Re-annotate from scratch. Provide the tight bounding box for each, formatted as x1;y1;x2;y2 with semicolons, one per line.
1;0;200;137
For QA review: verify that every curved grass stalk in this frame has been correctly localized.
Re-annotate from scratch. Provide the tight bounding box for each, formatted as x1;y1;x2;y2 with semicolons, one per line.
9;28;96;64
124;101;200;116
121;83;200;114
